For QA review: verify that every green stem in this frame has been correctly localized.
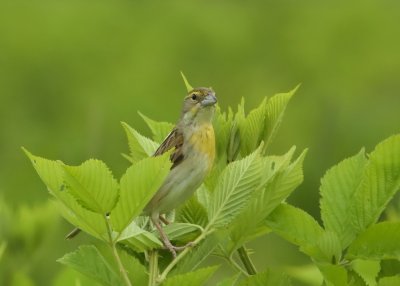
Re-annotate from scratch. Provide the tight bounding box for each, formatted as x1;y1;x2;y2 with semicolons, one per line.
228;255;249;277
158;229;211;283
237;246;257;275
104;215;132;286
148;250;159;286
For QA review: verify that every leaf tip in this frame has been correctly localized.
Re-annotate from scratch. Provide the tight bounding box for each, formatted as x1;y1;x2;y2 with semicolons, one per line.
180;71;193;92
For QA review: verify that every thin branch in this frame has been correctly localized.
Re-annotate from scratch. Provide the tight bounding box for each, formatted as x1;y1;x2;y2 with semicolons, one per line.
148;250;159;286
158;229;211;283
104;215;132;286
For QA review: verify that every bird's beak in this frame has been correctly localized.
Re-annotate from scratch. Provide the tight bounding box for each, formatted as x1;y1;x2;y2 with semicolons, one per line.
201;93;217;107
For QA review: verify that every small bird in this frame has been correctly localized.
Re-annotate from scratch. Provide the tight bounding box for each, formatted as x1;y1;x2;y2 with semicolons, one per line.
66;87;217;257
143;87;217;257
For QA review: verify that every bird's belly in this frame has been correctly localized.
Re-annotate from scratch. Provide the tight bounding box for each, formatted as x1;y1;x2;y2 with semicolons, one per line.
144;152;210;215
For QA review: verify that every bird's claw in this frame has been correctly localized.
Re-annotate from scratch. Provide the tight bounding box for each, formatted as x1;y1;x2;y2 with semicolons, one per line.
164;241;195;258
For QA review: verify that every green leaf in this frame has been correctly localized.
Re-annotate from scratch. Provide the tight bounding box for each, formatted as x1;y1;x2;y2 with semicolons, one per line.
23;149;107;239
213;105;234;160
111;154;172;233
172;232;222;275
316;230;342;264
216;274;240;286
163;266;218;286
229;148;306;251
118;249;148;285
161;222;202;243
320;149;367;249
138;112;174;143
118;222;163;252
62;159;119;214
351;259;380;286
318;264;348;286
207;147;262;228
238;269;292;286
285;264;323;286
379;276;400;286
351;135;400;232
263;85;299;153
176;195;209;227
238;97;267;156
347;222;400;260
266;204;325;259
121;122;159;162
180;71;193;92
57;245;122;286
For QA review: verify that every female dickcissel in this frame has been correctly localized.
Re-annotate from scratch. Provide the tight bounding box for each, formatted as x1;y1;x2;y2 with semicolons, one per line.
67;87;217;257
143;87;217;257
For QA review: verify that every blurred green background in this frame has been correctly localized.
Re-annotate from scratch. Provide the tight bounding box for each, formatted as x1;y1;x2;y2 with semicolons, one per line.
1;0;399;285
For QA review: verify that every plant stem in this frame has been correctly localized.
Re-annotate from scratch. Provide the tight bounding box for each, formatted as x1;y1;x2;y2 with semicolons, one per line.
148;250;159;286
104;215;132;286
237;246;257;275
228;255;249;277
158;230;210;283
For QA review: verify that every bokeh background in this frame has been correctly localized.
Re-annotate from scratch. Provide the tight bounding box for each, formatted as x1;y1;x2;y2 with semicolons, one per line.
1;0;399;285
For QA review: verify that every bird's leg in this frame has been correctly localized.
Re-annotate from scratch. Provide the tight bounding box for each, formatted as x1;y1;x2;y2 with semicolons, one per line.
151;215;177;258
159;215;171;225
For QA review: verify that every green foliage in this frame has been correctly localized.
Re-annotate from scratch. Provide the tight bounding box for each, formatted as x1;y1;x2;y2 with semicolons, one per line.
23;79;400;286
62;159;119;214
58;245;122;286
267;134;400;285
111;153;171;234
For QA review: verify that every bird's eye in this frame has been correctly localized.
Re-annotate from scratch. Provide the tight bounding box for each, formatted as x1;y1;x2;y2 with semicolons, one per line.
191;94;197;100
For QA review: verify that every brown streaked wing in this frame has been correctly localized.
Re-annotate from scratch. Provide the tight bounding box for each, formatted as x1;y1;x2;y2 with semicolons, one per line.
153;128;184;169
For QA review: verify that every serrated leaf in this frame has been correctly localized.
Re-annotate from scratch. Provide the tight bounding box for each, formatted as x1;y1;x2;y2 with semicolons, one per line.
320;149;367;249
213;105;233;156
118;249;148;285
351;259;380;286
266;204;325;260
138;112;174;143
57;245;122;286
176;195;208;227
238;269;292;286
121;122;159;162
111;154;172;234
23;150;107;239
378;276;400;286
228;148;306;251
172;232;222;275
316;230;342;264
318;264;348;286
62;159;119;214
164;266;218;286
347;222;400;260
263;85;299;153
207;148;262;228
351;135;400;232
238;97;268;156
160;222;202;243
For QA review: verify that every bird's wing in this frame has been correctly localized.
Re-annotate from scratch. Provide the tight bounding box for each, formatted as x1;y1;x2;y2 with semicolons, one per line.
153;128;184;169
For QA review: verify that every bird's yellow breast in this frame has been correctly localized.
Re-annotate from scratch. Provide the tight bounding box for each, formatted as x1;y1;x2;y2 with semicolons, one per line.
189;123;215;169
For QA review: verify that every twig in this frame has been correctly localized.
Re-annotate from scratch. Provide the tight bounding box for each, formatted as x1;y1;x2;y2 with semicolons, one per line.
105;215;132;286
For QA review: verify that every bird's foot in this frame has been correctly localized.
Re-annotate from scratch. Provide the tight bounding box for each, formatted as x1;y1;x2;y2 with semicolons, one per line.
163;241;195;258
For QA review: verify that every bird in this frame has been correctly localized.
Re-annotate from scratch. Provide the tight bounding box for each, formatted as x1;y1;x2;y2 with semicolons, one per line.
143;87;217;257
66;87;217;258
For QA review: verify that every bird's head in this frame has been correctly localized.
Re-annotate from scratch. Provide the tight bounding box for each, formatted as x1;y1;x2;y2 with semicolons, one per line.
181;87;217;125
